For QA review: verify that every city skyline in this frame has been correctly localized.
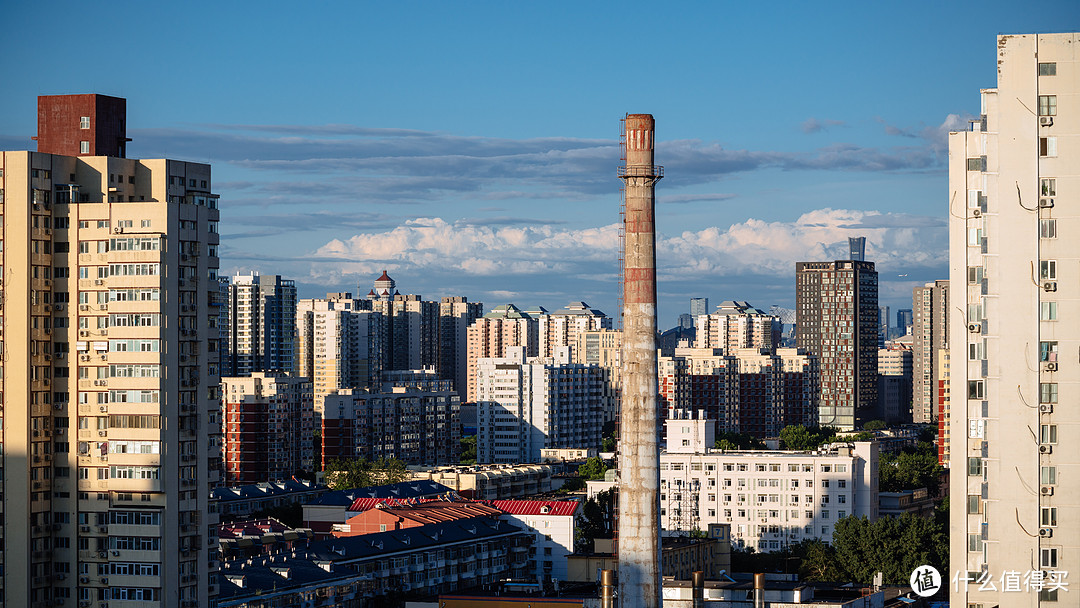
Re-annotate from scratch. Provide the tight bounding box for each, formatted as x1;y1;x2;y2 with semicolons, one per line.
1;3;1073;325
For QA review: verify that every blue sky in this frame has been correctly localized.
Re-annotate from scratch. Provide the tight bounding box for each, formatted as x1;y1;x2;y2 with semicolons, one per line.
3;2;1076;326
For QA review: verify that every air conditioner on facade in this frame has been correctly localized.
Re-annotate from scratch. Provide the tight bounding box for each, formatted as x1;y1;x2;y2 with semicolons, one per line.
1045;362;1057;371
113;227;123;233
1040;404;1054;414
1039;198;1054;208
1044;282;1057;292
1040;445;1052;454
55;304;63;311
1040;528;1053;537
1041;486;1054;496
1040;116;1054;126
968;323;981;333
972;208;981;217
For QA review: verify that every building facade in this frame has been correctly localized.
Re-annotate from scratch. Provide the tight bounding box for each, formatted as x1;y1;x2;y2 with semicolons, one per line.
295;294;382;415
795;260;879;430
948;33;1078;607
694;300;781;352
1;97;220;606
660;420;878;552
475;347;604;464
877;344;913;424
221;272;296;378
911;280;949;424
437;296;484;396
321;385;460;469
221;374;311;484
465;304;539;403
538;301;611;358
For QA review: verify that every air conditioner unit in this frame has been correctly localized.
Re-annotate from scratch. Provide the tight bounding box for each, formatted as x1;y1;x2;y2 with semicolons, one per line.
55;573;65;580
100;355;106;361
98;551;107;558
1045;362;1057;371
113;227;123;233
968;323;981;333
56;351;65;358
1039;198;1054;208
80;304;89;311
55;303;63;311
98;431;107;437
94;280;104;285
972;208;981;217
79;576;89;583
1040;404;1054;414
1040;116;1054;126
100;304;107;310
54;403;62;410
80;526;90;533
1040;527;1053;537
1044;282;1057;292
1041;486;1054;496
80;354;90;361
1040;444;1052;454
99;406;108;412
110;551;119;556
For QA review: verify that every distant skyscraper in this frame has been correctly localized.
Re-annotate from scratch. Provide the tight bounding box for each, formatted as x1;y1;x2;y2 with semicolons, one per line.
896;309;913;335
877;345;913;424
878;305;890;348
848;236;866;262
222;271;297;377
689;297;709;318
1;96;219;606
677;313;693;329
948;34;1078;608
911;280;948;424
796;260;879;430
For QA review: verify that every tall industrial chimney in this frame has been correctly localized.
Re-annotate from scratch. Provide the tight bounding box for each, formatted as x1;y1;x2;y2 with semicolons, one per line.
616;113;663;606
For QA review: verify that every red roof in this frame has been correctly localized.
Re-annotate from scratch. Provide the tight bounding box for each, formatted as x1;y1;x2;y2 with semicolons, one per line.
368;289;376;296
486;500;580;517
376;270;392;281
348;496;431;512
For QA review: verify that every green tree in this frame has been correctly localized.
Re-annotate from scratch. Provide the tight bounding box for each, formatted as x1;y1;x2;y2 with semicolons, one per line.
601;435;617;452
576;489;616;551
578;457;609;481
831;513;947;585
778;425;837;450
324;457;410;490
879;443;945;495
714;432;766;450
459;435;477;465
863;419;887;431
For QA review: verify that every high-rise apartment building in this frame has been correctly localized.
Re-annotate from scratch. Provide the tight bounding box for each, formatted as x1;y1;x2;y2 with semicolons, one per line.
1;95;220;607
296;293;382;419
658;347;818;438
538;301;612;358
222;271;297;377
465;304;539;403
878;305;889;348
796;260;879;430
475;347;604;464
694;300;781;352
221;373;311;485
573;328;623;424
877;345;913;424
437;296;484;395
911;280;948;424
949;33;1078;607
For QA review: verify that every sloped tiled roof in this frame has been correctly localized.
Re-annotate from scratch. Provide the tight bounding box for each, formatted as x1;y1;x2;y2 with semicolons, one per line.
486;499;580;517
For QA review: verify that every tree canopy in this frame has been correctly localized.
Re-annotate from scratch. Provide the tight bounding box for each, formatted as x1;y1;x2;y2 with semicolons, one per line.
459;435;477;465
324;457;410;491
578;457;609;481
714;431;767;450
879;441;945;495
778;425;838;450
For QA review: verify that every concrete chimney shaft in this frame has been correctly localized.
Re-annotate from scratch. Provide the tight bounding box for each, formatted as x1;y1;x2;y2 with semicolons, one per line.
616;113;662;607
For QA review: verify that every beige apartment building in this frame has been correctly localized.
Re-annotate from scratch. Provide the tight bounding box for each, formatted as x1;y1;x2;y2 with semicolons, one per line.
949;33;1078;607
295;293;382;415
1;133;221;605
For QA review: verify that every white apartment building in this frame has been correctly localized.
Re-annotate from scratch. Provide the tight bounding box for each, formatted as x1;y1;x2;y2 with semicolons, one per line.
660;419;877;552
948;33;1079;607
538;301;611;358
221;271;296;377
694;300;781;352
295;294;382;415
1;115;221;604
476;347;604;464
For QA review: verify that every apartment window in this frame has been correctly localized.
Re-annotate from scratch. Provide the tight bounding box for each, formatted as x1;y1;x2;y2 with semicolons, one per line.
1040;260;1057;280
1041;302;1058;321
1039;95;1058;116
1040;383;1058;404
969;341;985;361
1039;62;1057;76
968;534;983;552
967;266;984;284
967;495;982;514
1040;137;1057;157
1041;178;1056;196
1041;424;1058;444
966;157;986;171
1041;548;1058;568
968;457;982;476
1041;466;1056;485
968;380;985;400
1041;507;1058;527
80;116;90;129
1040;341;1058;362
1041;219;1058;239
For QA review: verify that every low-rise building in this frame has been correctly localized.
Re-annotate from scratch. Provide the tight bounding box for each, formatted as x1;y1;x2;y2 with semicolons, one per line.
331;501;501;537
213;479;328;521
302;480;454;538
660;419;878;551
413;464;555;499
487;500;581;581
